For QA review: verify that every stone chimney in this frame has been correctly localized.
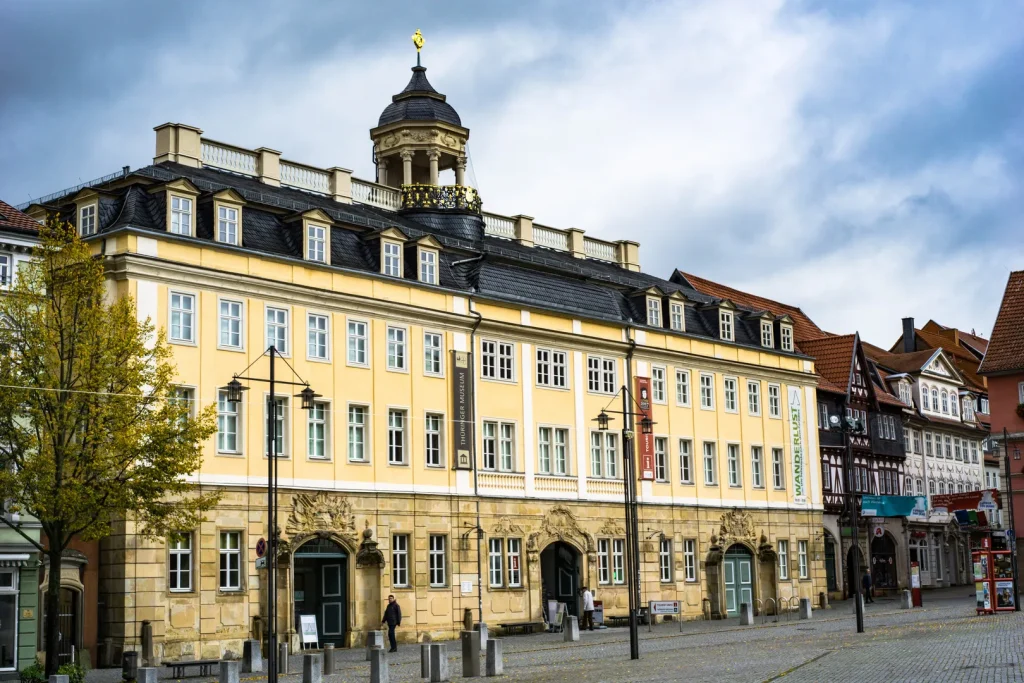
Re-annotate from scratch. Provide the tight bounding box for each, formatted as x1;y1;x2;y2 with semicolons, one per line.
902;317;916;353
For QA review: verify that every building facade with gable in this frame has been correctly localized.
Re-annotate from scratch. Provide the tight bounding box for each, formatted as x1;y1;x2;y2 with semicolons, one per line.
19;52;825;660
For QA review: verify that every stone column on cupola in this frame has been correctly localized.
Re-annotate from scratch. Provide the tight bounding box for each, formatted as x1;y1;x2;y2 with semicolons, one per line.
427;150;440;186
377;157;388;186
455;156;467;186
400;150;414;186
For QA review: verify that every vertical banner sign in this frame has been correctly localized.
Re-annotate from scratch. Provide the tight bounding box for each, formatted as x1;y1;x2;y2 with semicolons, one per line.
451;350;474;470
635;376;655;480
787;387;807;504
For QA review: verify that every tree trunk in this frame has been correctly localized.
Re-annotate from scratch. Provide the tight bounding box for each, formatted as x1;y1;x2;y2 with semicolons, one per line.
44;547;63;677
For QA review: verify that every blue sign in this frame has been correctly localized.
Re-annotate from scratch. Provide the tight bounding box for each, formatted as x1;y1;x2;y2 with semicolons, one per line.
861;495;925;517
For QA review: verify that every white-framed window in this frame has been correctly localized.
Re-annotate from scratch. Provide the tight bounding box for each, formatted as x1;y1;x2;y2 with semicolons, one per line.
219;531;241;591
267;396;288;457
724;377;738;413
679;439;693;484
924;432;933;457
944;434;952;459
780;325;793;352
941;390;949;414
347;405;368;462
216;390;240;453
489;538;504;588
266;307;289;354
172;386;196;424
481;340;514;381
676;369;691;406
768;384;781;418
587;356;617;393
703;442;717;485
590;431;618;479
727;443;741;487
382;241;402;277
307;224;326;262
670;302;684;331
424;332;443;376
798;540;808;578
932;388;939;412
719;309;734;341
751;446;764;488
307;401;328;459
777;540;789;580
536;348;567;388
169;534;192;592
659;538;672;582
425;412;443;467
0;253;10;288
683;539;697;582
913;430;922;454
970;440;979;464
419;249;438;285
982;397;990;413
507;538;522;587
654;437;668;482
169;292;195;343
170;195;193;236
700;373;715;410
429;535;446;587
387;325;407;371
218;299;243;349
612;539;625;584
392;534;409;587
747;380;761;416
954;437;963;461
772;447;785;489
307;313;329;360
218;205;238;244
482;421;516;472
597;539;611;584
647;297;662;327
651;366;666;403
537;426;569;475
79;203;97;236
347;319;368;366
760;321;773;348
388;409;406;464
818;402;829;429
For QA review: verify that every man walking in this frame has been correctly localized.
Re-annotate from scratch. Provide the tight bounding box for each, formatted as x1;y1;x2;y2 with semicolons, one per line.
861;569;875;603
581;586;595;631
382;594;402;652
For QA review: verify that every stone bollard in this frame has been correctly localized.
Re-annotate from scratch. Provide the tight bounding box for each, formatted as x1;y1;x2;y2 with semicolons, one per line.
461;630;481;678
141;620;154;667
279;642;290;674
799;598;812;620
563;615;579;642
242;640;263;673
421;642;432;679
475;622;488;650
901;590;912;609
302;653;322;683
49;677;69;683
370;647;389;683
219;660;240;683
367;630;385;661
850;595;865;614
819;591;828;610
323;643;335;675
740;602;754;626
485;639;503;677
429;643;450;682
138;668;157;683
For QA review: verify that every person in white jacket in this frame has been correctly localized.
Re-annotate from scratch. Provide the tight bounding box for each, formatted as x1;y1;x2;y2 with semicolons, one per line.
581;587;595;631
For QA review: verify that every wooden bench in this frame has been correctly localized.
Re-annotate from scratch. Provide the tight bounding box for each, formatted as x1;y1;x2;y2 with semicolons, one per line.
166;659;221;678
604;615;630;627
497;621;544;636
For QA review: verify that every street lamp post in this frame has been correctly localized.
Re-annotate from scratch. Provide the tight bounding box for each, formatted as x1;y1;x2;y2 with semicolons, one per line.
830;405;864;633
1002;428;1021;611
594;391;654;661
223;346;319;683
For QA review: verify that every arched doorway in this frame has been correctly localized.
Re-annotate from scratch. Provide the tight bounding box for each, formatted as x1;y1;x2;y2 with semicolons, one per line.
723;545;754;617
846;545;864;598
824;531;838;593
293;537;349;646
871;533;897;590
540;542;581;616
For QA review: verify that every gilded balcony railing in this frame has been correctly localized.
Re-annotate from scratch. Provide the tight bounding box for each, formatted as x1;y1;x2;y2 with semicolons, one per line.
401;184;482;213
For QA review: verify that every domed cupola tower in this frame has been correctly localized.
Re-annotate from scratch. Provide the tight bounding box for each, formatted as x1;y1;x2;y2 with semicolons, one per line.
370;30;480;214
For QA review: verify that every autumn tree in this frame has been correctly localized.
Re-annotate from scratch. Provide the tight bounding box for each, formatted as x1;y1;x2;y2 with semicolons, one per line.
0;220;218;675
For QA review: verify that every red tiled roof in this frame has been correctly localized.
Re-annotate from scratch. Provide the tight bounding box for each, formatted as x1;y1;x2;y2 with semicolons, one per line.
979;271;1024;375
863;345;938;375
676;271;825;343
0;199;41;234
798;335;854;394
898;323;987;391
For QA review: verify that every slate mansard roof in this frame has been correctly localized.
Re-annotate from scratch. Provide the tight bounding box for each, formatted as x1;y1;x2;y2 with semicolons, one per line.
378;66;462;128
36;161;810;360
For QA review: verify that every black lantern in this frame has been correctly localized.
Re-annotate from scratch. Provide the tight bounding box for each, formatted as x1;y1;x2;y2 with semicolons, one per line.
640;416;654;435
296;385;321;411
594;410;611;431
223;377;247;404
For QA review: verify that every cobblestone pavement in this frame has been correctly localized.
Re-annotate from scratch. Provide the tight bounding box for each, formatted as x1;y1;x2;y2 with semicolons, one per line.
90;588;1023;682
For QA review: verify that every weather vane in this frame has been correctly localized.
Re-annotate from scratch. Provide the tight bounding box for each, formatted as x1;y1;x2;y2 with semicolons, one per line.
412;29;425;66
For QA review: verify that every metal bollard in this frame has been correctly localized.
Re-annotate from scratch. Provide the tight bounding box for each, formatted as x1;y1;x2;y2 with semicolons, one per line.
430;643;450;682
242;640;263;673
219;660;240;683
460;630;481;678
302;653;322;683
137;668;157;683
323;643;335;675
485;639;503;677
421;642;432;679
279;642;289;674
370;647;389;683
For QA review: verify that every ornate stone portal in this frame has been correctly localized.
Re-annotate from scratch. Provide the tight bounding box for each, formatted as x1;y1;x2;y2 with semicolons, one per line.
526;505;595;556
717;508;756;548
285;491;359;548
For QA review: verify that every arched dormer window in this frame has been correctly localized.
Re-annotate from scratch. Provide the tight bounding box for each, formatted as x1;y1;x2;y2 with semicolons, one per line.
920;384;929;411
931;388;939;411
951;395;958;417
941;390;948;414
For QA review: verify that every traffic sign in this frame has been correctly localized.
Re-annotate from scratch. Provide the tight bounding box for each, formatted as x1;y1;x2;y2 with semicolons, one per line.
256;537;267;558
256;557;267;570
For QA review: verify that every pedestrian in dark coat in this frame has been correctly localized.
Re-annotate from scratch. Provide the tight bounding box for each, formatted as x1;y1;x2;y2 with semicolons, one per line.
382;594;402;652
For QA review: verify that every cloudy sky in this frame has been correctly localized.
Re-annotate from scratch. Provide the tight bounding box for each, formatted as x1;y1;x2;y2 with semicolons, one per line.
1;0;1021;345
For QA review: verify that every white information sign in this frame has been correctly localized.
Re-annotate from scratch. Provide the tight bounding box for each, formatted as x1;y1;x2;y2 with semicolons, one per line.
300;614;318;645
649;601;681;615
460;580;473;595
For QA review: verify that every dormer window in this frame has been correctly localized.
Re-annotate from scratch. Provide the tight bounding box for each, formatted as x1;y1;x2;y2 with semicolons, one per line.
218;206;238;245
920;383;929;411
382;241;402;277
780;325;793;352
307;224;327;263
669;302;684;331
719;309;734;341
760;321;773;348
963;397;974;421
647;298;662;327
79;204;97;237
170;196;193;236
419;249;437;285
950;393;958;417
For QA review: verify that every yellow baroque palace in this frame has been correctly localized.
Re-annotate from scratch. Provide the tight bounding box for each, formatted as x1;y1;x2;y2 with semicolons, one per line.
27;53;824;660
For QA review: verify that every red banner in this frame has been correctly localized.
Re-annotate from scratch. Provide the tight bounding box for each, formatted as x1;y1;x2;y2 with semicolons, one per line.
635;376;655;480
931;489;1000;513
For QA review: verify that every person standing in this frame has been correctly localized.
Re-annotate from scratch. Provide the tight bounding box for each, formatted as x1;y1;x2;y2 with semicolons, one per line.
382;594;402;652
861;569;875;603
581;586;595;631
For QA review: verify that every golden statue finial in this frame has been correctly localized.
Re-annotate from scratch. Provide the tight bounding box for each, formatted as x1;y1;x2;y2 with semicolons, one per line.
412;28;425;52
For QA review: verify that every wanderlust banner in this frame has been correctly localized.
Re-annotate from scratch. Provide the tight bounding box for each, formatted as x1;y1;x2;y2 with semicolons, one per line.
635;376;655;480
861;495;928;518
451;350;474;470
787;387;807;504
